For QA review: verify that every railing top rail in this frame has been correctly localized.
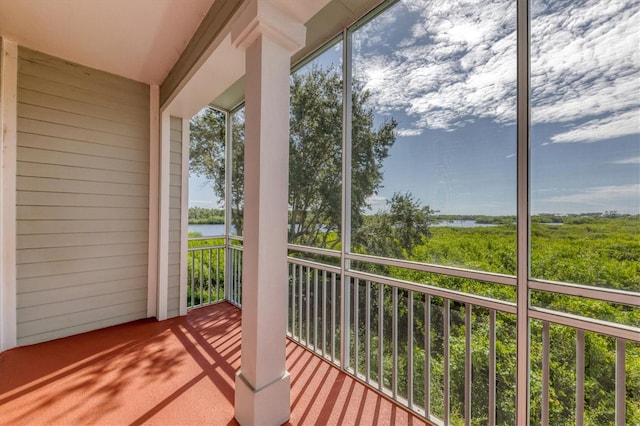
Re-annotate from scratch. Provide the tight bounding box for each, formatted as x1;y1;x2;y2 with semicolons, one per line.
346;252;517;287
287;243;341;258
188;244;225;251
288;256;341;274
529;306;640;342
347;269;518;314
188;235;225;241
529;279;640;308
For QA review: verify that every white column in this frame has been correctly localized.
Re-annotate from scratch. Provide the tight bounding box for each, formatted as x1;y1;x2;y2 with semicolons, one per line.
147;85;160;318
231;2;305;424
156;111;171;320
0;38;18;351
179;118;190;316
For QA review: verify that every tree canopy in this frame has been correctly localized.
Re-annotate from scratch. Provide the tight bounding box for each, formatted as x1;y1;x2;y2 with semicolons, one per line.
189;65;433;253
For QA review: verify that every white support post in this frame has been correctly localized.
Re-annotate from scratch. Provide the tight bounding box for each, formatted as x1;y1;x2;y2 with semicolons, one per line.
179;118;190;316
516;0;531;423
0;38;18;351
157;112;171;321
147;85;160;318
230;2;306;424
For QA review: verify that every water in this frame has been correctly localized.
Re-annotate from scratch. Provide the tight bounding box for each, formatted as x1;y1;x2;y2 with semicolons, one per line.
189;220;496;236
432;220;498;228
188;224;227;236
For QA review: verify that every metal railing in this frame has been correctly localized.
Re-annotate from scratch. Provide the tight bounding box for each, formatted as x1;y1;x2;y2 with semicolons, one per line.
188;239;639;425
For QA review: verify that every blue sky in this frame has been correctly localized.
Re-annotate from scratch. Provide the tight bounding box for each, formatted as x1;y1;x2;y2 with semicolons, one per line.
191;0;639;216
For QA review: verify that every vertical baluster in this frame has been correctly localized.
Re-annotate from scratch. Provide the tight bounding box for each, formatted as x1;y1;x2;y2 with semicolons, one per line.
216;248;220;302
465;304;472;426
615;338;625;426
331;272;336;362
291;264;296;338
489;309;496;426
190;250;194;308
365;280;371;383
298;264;303;342
576;329;585;426
392;286;398;399
408;290;414;409
306;266;311;346
353;278;359;375
207;249;212;304
444;298;450;426
541;321;550;426
425;294;431;417
378;283;384;392
314;268;319;350
322;270;327;357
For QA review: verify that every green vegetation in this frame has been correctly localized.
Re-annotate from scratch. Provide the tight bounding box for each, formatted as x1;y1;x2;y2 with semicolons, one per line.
188;207;224;224
188;61;639;425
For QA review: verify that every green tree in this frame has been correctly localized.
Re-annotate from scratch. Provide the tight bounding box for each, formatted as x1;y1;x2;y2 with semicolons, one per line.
190;65;397;247
190;108;245;233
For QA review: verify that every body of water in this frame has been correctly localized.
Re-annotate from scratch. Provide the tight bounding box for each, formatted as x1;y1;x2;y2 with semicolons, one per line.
432;220;498;228
190;220;498;236
188;224;227;236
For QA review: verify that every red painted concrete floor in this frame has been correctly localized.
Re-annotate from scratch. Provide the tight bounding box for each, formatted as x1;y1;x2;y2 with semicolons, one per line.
0;302;433;425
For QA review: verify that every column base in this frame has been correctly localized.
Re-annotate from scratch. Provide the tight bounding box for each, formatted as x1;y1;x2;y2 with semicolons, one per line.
234;370;291;426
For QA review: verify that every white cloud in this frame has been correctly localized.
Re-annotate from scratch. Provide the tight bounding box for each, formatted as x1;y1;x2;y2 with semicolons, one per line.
353;0;639;139
366;195;388;211
189;200;219;208
396;128;424;137
612;156;640;165
545;184;640;205
551;110;640;143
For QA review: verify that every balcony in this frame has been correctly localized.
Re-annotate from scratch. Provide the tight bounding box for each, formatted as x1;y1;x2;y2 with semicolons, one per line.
0;301;432;425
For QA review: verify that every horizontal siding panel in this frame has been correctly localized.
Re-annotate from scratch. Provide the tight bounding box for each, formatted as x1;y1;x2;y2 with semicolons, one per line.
169;219;181;230
18;74;148;119
170;186;182;198
16;46;151;345
17;146;147;173
19;288;147;322
170;152;182;165
17;242;148;265
18;231;148;249
169;208;181;221
19;48;149;97
170;116;182;131
18;132;149;162
18;191;148;208
17;206;148;220
170;129;182;145
168;242;181;255
18;265;148;293
18;162;149;185
18;117;148;151
18;288;147;323
17;301;147;343
17;311;147;346
18;103;148;140
18;219;149;235
18;88;148;129
168;264;180;277
17;254;148;279
18;278;147;308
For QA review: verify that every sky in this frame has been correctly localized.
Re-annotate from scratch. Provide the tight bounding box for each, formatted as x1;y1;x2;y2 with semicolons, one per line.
190;0;639;216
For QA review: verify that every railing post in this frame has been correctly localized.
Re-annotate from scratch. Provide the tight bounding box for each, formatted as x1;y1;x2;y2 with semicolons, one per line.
340;27;353;370
224;110;233;302
516;0;531;422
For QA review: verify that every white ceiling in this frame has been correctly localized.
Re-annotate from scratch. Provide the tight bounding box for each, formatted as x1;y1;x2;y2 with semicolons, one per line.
0;0;215;85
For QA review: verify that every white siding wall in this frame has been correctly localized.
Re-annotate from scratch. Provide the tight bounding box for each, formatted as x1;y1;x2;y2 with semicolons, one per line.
15;48;150;345
167;117;182;318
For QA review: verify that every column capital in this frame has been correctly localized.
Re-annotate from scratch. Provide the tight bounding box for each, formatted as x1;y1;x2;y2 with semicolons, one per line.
231;0;306;53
